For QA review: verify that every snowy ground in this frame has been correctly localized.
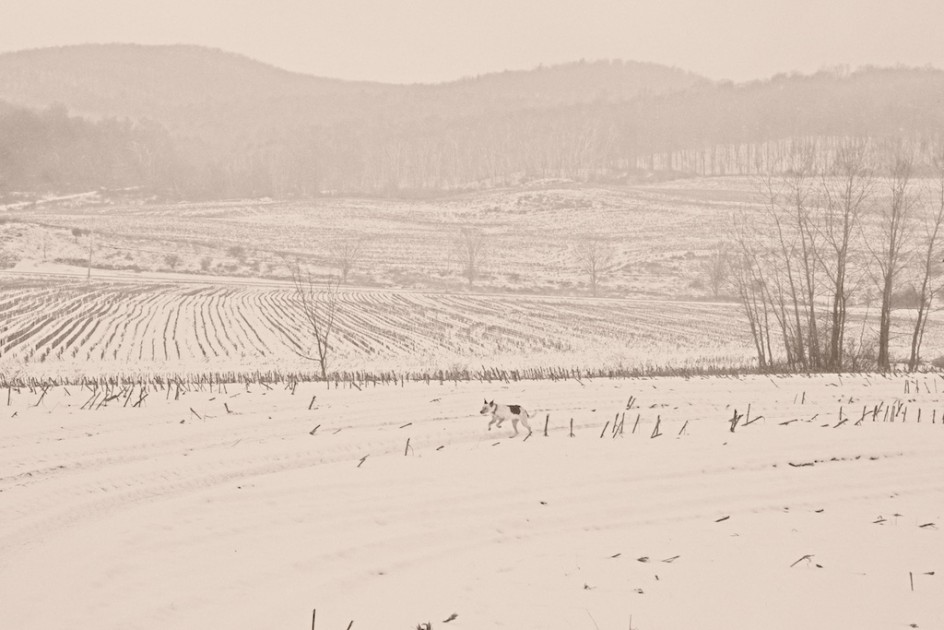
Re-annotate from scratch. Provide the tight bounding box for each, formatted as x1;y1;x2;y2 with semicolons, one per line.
1;373;942;629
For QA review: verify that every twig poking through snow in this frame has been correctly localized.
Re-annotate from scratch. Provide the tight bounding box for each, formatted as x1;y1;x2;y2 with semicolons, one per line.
650;415;662;438
790;554;814;568
833;406;848;428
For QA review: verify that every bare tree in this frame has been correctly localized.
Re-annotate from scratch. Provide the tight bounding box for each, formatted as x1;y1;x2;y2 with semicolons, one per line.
872;145;916;371
730;212;774;368
758;166;811;369
574;236;616;297
284;262;340;380
819;141;873;370
786;159;824;369
746;154;823;371
703;241;728;298
455;227;487;287
332;238;364;285
908;151;944;370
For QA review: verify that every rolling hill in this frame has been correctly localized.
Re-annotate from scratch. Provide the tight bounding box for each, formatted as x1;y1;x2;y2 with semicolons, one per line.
0;44;705;146
1;45;943;197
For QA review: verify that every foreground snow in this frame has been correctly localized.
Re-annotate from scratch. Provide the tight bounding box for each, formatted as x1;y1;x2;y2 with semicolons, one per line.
1;374;942;629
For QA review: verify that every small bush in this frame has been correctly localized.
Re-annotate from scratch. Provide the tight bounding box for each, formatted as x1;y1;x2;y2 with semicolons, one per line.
0;251;19;269
891;286;921;309
200;256;213;272
53;257;87;267
845;339;877;371
931;356;944;369
227;245;247;262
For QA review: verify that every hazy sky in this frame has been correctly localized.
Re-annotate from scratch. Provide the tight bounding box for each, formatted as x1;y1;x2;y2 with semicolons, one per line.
3;0;943;83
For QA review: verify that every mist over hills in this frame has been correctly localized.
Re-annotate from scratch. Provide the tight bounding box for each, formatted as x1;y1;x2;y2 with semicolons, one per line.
0;44;706;115
0;44;942;198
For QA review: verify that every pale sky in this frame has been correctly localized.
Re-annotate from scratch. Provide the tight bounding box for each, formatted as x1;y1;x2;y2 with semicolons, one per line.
2;0;943;83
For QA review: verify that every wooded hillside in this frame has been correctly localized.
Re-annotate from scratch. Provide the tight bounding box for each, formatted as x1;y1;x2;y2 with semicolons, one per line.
1;45;942;198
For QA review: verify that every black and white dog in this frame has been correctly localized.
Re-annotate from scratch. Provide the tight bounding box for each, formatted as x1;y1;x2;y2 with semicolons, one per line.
479;399;533;437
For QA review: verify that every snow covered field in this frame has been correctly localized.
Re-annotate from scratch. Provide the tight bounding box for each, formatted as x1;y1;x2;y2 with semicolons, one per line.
0;278;755;380
1;373;942;629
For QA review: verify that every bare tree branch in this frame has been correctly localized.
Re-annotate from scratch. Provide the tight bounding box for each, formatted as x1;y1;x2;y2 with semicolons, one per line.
332;238;364;285
574;236;616;297
455;227;487;287
283;261;341;380
874;142;917;370
909;147;944;370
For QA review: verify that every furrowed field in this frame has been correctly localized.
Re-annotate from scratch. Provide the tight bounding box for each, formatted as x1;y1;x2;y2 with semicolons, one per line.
4;177;944;381
0;277;757;381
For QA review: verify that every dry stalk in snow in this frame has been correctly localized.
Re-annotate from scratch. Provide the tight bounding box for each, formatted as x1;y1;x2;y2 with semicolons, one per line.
790;554;814;568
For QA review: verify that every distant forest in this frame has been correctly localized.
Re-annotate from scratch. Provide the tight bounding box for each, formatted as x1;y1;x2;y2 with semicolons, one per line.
0;103;176;193
1;46;943;199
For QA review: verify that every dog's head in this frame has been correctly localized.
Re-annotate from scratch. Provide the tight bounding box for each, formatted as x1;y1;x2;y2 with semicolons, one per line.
479;399;496;415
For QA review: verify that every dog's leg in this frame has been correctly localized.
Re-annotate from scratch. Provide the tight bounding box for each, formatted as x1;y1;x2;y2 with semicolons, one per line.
488;416;497;431
511;417;520;436
520;413;532;436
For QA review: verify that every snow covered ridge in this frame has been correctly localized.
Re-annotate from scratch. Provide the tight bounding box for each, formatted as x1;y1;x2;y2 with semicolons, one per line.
1;373;942;629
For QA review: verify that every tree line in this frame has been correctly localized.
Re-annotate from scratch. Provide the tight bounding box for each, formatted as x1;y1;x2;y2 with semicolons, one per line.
730;138;944;372
0;103;177;195
3;66;944;198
